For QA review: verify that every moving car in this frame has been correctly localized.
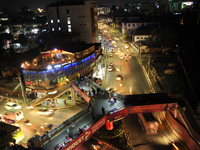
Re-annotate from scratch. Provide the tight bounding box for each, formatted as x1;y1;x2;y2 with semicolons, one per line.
106;87;115;93
109;62;114;66
116;74;123;81
37;107;53;116
4;102;21;110
108;66;113;71
40;123;56;131
3;110;24;121
116;67;120;72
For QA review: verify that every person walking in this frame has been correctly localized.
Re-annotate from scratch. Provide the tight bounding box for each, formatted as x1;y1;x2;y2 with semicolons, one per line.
63;99;67;104
101;107;105;116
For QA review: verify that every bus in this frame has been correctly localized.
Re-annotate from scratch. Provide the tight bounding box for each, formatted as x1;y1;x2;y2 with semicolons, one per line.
137;113;159;135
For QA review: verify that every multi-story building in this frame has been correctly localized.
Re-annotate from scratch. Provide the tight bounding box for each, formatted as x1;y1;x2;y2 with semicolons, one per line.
122;19;160;35
47;0;98;43
168;0;194;13
133;28;152;42
21;42;102;98
97;6;110;15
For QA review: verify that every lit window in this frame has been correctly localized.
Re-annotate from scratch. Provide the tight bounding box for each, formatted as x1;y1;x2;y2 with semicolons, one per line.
51;20;53;23
59;27;61;30
57;19;60;23
52;28;54;31
67;17;71;24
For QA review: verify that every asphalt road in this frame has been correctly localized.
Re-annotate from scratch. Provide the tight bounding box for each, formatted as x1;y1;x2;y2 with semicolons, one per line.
122;113;188;150
101;25;150;95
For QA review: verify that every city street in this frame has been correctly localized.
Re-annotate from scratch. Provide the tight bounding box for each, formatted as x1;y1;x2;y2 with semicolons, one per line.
0;95;87;145
122;113;188;150
101;25;150;95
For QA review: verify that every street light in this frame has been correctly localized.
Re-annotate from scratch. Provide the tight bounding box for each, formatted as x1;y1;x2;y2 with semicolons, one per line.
6;67;28;105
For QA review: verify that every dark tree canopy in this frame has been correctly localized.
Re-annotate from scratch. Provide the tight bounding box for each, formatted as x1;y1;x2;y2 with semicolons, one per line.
148;26;177;48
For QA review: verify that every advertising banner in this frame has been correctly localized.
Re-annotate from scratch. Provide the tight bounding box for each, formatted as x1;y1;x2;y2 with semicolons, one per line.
71;82;90;103
109;108;128;122
128;104;164;114
62;115;107;150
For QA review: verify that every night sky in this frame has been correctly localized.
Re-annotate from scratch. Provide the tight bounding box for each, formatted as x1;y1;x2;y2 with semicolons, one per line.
0;0;162;11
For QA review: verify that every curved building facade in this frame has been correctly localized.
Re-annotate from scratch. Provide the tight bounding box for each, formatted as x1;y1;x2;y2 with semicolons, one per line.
22;43;102;98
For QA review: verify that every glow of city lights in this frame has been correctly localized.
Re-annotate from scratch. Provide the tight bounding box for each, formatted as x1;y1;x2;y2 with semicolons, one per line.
54;64;61;68
31;28;39;34
47;65;52;70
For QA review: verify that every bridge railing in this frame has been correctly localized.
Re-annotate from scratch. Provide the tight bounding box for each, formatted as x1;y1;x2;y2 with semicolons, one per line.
40;101;91;145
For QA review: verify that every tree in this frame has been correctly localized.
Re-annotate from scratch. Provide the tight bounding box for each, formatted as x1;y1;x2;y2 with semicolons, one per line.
18;34;28;47
0;126;15;149
149;27;177;48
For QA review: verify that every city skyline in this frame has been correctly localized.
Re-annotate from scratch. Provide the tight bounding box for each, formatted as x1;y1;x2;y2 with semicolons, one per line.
0;0;168;11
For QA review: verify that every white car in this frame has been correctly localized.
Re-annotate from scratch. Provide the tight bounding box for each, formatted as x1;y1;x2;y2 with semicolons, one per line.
4;102;21;110
120;55;123;59
124;44;129;49
116;74;123;81
37;108;53;116
109;62;114;66
108;66;113;71
116;67;120;72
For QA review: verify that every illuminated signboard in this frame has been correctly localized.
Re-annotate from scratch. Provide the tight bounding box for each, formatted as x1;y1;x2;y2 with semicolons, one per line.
62;116;107;150
109;108;128;122
182;2;193;6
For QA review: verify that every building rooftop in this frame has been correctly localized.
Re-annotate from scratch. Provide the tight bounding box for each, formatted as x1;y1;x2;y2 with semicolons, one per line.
46;42;98;53
48;0;85;7
134;27;152;35
122;19;159;23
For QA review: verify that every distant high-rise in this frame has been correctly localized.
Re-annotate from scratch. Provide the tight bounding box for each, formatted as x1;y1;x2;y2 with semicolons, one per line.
47;0;98;43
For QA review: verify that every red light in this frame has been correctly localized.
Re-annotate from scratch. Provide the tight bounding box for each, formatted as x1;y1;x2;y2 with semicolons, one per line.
98;141;102;145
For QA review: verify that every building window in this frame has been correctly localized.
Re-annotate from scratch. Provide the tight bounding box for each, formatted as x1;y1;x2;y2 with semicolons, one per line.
57;19;60;23
52;28;54;31
132;23;135;27
67;17;71;24
128;23;131;27
51;20;53;23
59;27;61;30
68;25;71;32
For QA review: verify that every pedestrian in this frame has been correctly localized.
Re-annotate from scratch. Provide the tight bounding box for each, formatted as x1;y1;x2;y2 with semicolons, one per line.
56;99;58;104
63;99;66;104
79;128;83;134
101;107;105;116
71;121;75;128
113;97;117;103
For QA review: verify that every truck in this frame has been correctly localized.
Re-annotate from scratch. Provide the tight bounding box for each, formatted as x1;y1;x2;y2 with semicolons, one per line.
137;112;159;135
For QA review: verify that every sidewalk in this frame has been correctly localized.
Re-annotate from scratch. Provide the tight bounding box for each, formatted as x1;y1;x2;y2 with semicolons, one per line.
42;79;125;150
